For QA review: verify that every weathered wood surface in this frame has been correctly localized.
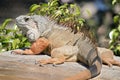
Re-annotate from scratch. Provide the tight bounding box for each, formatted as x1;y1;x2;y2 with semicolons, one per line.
0;51;120;80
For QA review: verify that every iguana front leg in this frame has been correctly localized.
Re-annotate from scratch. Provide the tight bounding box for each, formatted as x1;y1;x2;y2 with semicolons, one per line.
38;45;78;65
12;37;49;55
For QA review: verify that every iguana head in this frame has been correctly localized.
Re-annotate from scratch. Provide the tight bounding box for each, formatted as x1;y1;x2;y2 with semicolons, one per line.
16;15;40;42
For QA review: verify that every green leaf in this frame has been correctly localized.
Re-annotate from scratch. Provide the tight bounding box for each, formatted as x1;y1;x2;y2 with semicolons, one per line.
13;24;18;30
48;0;58;7
112;0;117;5
24;42;31;47
2;39;13;43
59;3;68;9
12;39;20;49
112;30;119;40
117;24;120;31
16;33;22;38
0;19;12;30
109;29;116;39
114;15;119;23
78;18;85;26
70;4;80;16
116;45;120;50
30;4;40;12
0;48;7;52
21;37;27;42
5;29;16;34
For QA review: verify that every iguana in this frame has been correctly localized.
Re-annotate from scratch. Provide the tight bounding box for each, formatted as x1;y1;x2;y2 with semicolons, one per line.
13;39;120;67
13;15;120;80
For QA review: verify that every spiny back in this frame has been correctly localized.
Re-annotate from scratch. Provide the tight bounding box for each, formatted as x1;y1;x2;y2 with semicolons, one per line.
32;15;97;46
46;15;96;46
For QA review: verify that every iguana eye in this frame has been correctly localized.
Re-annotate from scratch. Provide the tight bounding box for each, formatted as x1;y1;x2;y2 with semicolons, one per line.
24;17;29;22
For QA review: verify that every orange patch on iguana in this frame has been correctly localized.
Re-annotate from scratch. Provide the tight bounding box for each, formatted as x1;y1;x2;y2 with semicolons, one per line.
30;37;49;54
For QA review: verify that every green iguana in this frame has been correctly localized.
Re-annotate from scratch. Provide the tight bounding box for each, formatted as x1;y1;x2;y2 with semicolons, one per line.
14;15;120;80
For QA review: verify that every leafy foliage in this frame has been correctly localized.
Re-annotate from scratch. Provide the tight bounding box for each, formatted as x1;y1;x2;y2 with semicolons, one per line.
109;14;120;56
29;0;85;32
29;0;94;42
109;0;120;56
112;0;120;5
0;19;31;52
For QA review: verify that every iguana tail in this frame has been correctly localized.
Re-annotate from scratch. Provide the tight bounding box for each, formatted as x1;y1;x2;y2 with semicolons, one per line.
86;48;102;79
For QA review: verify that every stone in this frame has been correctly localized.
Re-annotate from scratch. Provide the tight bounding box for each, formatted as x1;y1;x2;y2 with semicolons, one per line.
0;51;120;80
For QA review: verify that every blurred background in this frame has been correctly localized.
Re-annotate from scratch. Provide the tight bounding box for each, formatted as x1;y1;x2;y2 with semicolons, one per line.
0;0;120;48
